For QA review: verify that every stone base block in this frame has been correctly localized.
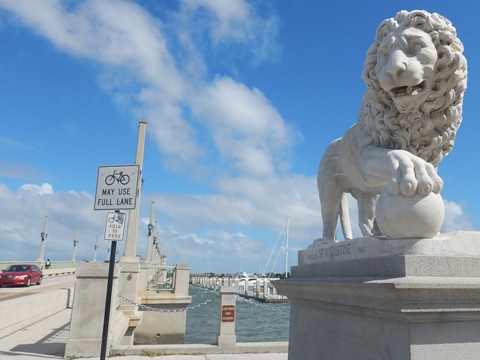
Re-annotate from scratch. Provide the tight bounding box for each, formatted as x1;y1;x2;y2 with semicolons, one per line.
134;310;187;345
65;263;119;358
275;231;480;360
217;334;237;349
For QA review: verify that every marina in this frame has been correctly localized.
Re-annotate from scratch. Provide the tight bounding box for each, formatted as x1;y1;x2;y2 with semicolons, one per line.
190;273;289;303
189;218;291;303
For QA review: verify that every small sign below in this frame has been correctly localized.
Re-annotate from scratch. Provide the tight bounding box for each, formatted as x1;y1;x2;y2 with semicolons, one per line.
221;305;235;322
104;212;126;241
95;165;139;210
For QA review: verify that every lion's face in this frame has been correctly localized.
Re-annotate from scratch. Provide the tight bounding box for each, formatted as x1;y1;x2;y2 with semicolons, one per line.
374;27;437;113
359;10;467;166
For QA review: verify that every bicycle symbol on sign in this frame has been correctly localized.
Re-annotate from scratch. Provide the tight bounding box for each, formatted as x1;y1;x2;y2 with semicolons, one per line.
105;170;130;186
108;214;125;224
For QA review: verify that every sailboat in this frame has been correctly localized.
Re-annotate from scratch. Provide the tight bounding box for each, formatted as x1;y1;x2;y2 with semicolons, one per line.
262;217;289;279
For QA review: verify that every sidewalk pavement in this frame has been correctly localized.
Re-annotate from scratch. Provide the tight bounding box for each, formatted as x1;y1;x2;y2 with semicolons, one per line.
0;309;288;360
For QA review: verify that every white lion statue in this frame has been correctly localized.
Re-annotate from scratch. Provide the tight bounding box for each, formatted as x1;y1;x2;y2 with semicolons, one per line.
317;10;467;240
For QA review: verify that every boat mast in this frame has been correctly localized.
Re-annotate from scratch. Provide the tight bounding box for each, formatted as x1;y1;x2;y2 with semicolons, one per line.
285;217;289;278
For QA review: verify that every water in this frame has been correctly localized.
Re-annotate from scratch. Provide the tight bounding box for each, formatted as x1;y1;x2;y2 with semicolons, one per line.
185;285;290;344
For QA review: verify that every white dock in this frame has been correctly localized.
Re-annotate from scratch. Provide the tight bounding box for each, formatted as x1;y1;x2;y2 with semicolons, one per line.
190;274;288;303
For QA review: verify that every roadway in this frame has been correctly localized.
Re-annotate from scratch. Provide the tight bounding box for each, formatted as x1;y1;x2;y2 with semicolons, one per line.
0;275;75;302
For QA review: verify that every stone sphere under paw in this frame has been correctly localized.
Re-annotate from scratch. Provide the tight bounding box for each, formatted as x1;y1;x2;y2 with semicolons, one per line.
375;190;444;239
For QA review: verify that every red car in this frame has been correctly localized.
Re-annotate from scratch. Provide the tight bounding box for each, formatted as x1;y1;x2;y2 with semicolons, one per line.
0;264;43;287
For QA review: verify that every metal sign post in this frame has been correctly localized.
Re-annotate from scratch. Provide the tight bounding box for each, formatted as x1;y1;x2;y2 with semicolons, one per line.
95;164;138;360
100;235;117;360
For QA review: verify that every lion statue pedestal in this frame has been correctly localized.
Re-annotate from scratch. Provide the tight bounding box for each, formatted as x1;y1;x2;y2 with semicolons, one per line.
274;10;480;360
275;232;480;360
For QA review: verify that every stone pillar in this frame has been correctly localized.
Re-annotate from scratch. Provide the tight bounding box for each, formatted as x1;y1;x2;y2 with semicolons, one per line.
92;236;98;262
275;232;480;360
152;221;159;263
65;263;119;358
217;286;237;350
118;120;147;342
71;227;78;262
122;119;147;261
173;264;190;294
134;264;191;345
145;201;155;263
37;216;48;265
256;278;261;298
117;261;142;345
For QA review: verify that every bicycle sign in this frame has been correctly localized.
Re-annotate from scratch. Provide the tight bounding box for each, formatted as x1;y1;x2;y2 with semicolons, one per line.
105;170;130;186
108;213;124;224
104;212;126;241
94;165;140;210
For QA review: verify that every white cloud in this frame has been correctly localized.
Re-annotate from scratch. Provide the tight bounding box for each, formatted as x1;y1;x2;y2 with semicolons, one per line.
159;226;276;273
19;183;54;196
180;0;280;63
443;199;473;232
0;183;105;262
183;0;251;42
192;77;291;177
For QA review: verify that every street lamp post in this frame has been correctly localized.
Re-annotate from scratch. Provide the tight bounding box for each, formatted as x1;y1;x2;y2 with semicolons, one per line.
145;201;155;263
71;228;79;263
154;220;160;259
37;216;48;264
153;221;158;262
93;236;99;262
122;120;147;261
117;120;147;340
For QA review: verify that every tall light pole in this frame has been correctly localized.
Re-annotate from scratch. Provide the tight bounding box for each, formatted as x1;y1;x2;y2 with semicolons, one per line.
118;120;147;334
153;220;159;263
71;227;79;263
145;201;155;263
122;120;147;262
37;216;48;264
93;235;99;262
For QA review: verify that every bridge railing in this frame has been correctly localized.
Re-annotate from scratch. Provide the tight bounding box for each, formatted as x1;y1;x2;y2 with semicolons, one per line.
144;264;175;291
0;260;77;271
0;261;77;279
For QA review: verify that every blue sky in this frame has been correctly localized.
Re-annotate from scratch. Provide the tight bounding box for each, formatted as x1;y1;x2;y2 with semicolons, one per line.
0;1;478;274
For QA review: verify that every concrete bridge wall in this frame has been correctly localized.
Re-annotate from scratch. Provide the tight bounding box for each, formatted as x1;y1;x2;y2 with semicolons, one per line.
0;287;74;338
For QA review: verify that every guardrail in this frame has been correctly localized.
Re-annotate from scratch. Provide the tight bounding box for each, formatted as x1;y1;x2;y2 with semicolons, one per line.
0;266;76;339
0;262;76;279
0;261;76;271
43;268;76;277
0;286;74;339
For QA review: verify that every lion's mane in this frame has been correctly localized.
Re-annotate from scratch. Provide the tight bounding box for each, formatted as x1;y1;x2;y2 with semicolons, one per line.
358;10;468;167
